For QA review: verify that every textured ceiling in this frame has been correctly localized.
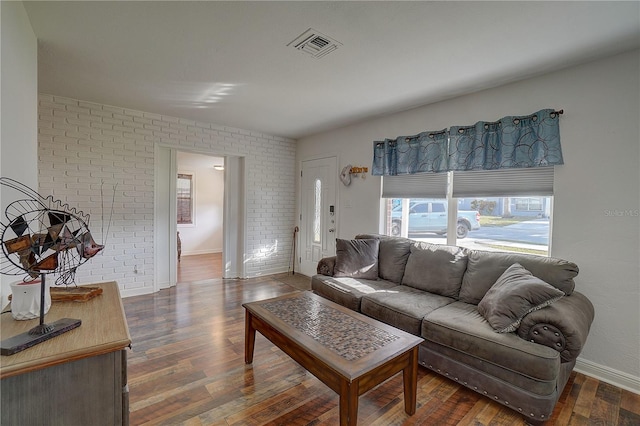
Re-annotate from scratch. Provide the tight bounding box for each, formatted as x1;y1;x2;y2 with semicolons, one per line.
23;1;640;139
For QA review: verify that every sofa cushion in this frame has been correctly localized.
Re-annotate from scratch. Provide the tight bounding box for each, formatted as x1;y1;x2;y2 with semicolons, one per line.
355;233;411;283
459;250;578;305
311;275;397;312
334;238;379;280
422;301;560;382
419;341;563;397
401;242;468;298
361;285;454;335
478;263;565;333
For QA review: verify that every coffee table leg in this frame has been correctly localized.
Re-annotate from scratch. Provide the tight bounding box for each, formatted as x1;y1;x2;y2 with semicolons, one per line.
339;379;359;426
403;346;418;415
244;310;256;364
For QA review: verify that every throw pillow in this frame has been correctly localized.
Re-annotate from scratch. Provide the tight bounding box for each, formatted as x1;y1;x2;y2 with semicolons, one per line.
478;263;565;333
401;242;468;298
334;238;380;280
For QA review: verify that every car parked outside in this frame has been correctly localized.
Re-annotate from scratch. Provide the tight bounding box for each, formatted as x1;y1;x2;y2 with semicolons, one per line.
391;199;480;238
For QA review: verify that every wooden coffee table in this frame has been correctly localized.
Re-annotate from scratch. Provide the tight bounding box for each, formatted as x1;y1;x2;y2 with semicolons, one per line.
243;291;423;426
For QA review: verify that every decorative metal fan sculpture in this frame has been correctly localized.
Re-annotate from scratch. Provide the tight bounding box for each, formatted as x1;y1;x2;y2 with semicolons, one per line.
0;177;105;354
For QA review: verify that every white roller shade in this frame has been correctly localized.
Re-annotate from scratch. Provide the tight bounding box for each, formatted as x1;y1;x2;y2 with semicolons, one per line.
382;172;448;199
452;167;555;198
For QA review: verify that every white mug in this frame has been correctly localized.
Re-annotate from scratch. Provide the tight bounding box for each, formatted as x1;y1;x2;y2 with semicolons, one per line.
10;279;51;320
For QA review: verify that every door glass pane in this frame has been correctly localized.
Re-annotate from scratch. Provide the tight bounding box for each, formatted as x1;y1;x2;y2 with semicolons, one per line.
314;179;322;243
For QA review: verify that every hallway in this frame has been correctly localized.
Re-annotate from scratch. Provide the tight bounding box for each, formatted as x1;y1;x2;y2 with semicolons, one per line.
177;253;222;283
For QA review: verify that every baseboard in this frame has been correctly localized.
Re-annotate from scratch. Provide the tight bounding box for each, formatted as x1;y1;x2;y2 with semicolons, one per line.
121;286;155;298
246;266;289;278
575;357;640;394
181;249;222;256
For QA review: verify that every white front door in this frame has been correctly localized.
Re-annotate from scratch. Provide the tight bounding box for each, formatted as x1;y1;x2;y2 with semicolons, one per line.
299;157;337;276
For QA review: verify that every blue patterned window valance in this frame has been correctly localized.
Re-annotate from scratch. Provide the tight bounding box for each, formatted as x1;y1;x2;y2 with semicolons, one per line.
372;130;448;176
372;109;563;176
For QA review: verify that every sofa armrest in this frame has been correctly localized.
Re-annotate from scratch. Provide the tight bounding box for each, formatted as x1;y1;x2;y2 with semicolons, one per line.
517;291;594;362
317;256;336;276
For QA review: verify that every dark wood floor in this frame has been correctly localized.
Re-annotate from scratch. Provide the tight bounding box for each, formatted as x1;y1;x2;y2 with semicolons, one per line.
123;254;640;425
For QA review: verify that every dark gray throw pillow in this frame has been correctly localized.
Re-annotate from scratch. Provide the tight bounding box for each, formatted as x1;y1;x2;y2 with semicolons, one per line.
478;263;565;333
401;242;468;298
334;238;380;280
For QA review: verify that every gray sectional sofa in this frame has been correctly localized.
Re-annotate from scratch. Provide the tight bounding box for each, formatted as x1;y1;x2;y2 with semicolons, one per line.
312;233;594;423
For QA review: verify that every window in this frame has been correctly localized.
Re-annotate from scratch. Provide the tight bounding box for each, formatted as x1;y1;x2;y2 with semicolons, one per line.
515;197;543;212
389;198;450;239
456;196;550;256
385;196;551;256
177;173;194;225
431;203;445;213
382;169;555;256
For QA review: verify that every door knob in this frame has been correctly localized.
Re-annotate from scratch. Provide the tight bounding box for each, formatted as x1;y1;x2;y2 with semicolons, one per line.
328;228;335;233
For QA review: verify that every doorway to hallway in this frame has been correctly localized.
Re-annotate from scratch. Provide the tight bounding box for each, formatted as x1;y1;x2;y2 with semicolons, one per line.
176;151;224;280
155;145;245;291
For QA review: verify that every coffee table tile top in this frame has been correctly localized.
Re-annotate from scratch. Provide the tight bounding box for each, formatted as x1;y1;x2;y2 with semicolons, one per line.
261;293;400;361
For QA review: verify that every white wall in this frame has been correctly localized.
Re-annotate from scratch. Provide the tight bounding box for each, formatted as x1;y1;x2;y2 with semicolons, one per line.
297;50;640;391
38;95;296;297
0;2;38;305
176;151;224;255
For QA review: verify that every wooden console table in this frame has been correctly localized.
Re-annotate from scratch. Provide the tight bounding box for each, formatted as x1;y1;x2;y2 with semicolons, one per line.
1;281;131;425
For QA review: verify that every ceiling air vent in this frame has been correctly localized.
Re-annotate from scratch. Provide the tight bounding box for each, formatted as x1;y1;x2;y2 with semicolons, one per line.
287;28;342;59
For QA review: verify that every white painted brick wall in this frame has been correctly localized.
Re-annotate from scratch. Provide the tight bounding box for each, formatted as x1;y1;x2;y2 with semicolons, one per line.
38;94;296;297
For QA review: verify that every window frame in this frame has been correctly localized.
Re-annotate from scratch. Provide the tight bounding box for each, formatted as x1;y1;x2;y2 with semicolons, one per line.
177;172;196;226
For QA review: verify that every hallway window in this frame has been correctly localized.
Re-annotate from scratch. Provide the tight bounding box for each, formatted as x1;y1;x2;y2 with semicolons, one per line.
177;173;194;224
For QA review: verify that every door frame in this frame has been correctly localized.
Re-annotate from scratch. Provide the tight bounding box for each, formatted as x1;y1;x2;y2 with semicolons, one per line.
154;145;246;291
298;154;339;276
154;146;178;290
